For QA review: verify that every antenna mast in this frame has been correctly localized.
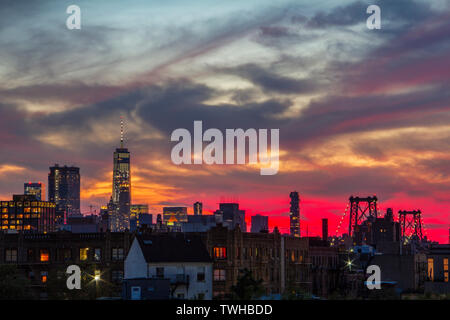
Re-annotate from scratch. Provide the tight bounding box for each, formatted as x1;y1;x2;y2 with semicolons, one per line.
120;117;124;148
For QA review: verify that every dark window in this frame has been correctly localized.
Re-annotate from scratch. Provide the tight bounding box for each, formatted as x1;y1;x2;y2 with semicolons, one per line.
197;266;206;282
5;248;17;262
27;249;34;262
156;267;164;278
111;270;123;283
112;248;124;261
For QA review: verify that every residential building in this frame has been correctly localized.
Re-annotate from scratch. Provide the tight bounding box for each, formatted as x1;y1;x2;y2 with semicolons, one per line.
425;244;450;294
24;182;44;201
124;233;213;300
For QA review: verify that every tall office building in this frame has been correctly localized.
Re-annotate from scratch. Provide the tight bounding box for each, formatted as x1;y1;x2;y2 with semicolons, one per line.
130;204;151;231
111;119;131;231
48;165;80;216
289;191;300;237
24;182;44;201
251;214;269;233
322;218;328;242
214;203;247;232
193;202;203;215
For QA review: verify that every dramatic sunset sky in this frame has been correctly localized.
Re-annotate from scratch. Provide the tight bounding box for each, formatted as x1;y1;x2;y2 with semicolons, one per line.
0;0;449;242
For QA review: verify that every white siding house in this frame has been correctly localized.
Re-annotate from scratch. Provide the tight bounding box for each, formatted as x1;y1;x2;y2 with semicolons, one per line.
124;234;212;300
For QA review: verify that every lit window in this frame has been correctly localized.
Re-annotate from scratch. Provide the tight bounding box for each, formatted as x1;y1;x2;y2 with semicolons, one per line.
213;247;227;259
427;258;434;281
214;269;226;281
40;271;48;283
444;258;449;283
40;249;49;262
79;248;89;261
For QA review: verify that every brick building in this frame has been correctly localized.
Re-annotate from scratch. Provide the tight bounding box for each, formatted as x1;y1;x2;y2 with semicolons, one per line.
0;231;132;299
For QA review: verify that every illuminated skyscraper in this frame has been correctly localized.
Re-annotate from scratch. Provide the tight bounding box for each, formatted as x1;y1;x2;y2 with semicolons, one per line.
111;118;131;231
289;191;300;237
193;202;203;215
48;165;80;216
130;204;151;231
24;182;44;201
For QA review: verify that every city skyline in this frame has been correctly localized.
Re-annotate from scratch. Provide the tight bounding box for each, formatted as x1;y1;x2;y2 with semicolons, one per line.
0;0;449;243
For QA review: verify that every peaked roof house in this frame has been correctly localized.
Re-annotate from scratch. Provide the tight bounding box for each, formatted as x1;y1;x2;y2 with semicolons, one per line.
124;233;213;300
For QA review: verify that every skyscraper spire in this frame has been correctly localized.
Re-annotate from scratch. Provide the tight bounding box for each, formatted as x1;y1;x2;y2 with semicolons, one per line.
120;116;124;148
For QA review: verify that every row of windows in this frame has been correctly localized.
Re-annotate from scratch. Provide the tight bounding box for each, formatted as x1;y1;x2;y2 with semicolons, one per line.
1;225;34;230
2;208;46;214
1;202;56;208
4;247;124;262
213;246;308;263
154;266;207;283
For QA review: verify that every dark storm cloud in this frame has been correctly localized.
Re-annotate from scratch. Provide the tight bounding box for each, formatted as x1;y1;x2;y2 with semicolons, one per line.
0;83;124;106
134;80;292;133
223;64;319;95
282;84;450;148
12;76;449;162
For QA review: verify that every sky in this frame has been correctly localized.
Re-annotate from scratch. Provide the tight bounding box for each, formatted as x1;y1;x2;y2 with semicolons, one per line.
0;0;449;242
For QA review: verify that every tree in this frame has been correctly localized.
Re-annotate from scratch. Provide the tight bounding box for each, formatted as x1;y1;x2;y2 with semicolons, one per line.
231;268;264;300
0;265;34;300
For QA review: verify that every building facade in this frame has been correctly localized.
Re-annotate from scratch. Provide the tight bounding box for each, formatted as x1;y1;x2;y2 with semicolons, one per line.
0;231;132;299
251;214;269;233
24;182;44;201
289;192;300;237
1;194;56;233
112;121;131;231
124;234;213;300
425;244;450;294
195;224;310;298
130;204;151;232
214;203;247;232
48;165;80;217
163;207;188;229
193;202;203;215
